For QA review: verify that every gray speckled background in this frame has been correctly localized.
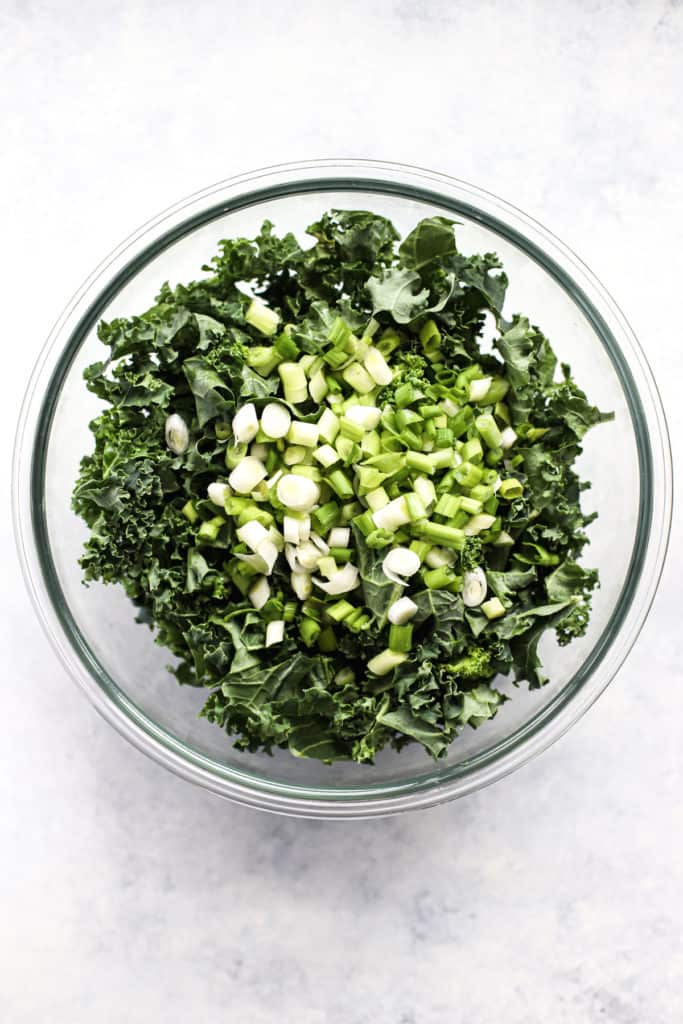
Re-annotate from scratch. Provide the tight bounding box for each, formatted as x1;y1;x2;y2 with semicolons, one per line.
2;2;682;1021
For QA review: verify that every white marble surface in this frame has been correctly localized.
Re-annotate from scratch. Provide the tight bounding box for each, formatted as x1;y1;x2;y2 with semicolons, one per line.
2;1;682;1021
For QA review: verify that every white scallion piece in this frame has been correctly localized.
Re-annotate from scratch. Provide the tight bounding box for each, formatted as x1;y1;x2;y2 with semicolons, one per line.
295;540;322;570
255;539;279;575
313;444;340;468
313;563;360;595
245;298;280;336
278;362;308;404
372;496;410;531
250;442;269;462
464;513;497;536
425;546;456;569
207;481;230;508
267;526;285;552
165;414;190;455
387;596;418;625
363;347;393;386
468;377;492;402
283;515;302;545
382;547;421;585
283;446;306;466
327;527;350;548
236;521;269;552
441;398;459;417
261;402;291;439
228;456;267;494
494;530;514;547
291;571;312;600
276;474;320;512
265;468;284;491
462;567;487;608
367;649;408;676
297;514;311;542
287;420;319;448
309;532;329;555
236;551;268;573
248;576;271;610
284;544;306;574
232;403;259;444
344;404;382;430
413;475;436;510
500;426;518;449
265;620;285;646
317;407;341;444
309;369;328;403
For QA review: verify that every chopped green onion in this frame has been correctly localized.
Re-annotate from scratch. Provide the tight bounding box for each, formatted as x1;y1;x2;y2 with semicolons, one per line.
339;416;365;443
353;510;375;536
499;478;524;500
265;619;285;646
434;494;461;518
464;513;497;536
460;495;483;515
342;362;375;394
327;469;355;499
460;437;484;464
318;407;341;444
394;382;417;408
434;428;454;448
366;528;394;549
287;420;318;447
249;576;271;609
274;333;299;360
454;461;483;488
278;361;308;404
291;464;322;482
328;547;352;562
372;496;410;531
309;369;328;403
413;475;436;510
406;451;434;475
300;617;321;646
416;521;466;550
225;442;248;469
388;596;418;624
228;456;267;494
475;413;503;450
481;597;506;620
317;555;338;579
182;500;198;524
313;444;340;468
276;473;320;511
340;500;362;522
365;486;390;511
197;512;224;544
423;565;456;589
364;347;393;385
409;539;432;563
450;406;474;438
389;624;413;652
246;345;281;376
283;445;307;466
245;298;280;337
367;649;408;676
500;426;518;449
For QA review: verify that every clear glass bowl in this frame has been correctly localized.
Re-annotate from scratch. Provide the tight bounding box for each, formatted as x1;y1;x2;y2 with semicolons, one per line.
13;160;672;818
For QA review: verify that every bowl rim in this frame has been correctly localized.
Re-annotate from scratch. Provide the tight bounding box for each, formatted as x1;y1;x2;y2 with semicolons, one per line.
13;158;673;818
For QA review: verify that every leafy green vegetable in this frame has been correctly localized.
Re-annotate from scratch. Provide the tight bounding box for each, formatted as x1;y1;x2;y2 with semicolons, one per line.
72;211;611;764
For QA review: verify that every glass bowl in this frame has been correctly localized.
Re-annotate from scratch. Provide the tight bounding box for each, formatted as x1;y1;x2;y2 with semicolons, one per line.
13;160;672;818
